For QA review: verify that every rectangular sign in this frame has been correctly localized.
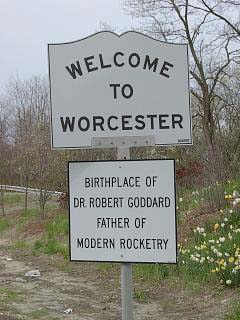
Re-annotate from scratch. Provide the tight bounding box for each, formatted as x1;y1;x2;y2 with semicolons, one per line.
49;31;192;149
68;159;177;263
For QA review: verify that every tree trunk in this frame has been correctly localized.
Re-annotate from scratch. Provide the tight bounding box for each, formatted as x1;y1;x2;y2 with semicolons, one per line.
202;101;224;182
39;189;45;219
0;186;5;216
24;185;28;212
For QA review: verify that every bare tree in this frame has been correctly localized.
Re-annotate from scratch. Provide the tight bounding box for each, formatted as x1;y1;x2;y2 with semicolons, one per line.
0;97;12;215
124;0;239;180
197;0;240;37
6;76;60;218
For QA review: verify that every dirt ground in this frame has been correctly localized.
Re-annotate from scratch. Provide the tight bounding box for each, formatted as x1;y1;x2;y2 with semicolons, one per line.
0;194;238;319
0;234;237;320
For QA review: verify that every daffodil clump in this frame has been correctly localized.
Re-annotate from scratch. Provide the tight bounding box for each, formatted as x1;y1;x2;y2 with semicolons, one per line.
179;208;240;288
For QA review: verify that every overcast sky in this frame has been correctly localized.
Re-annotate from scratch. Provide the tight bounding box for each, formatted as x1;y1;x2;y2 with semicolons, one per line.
0;0;135;92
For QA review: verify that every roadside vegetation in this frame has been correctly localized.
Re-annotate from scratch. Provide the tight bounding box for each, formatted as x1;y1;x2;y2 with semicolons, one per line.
0;178;239;317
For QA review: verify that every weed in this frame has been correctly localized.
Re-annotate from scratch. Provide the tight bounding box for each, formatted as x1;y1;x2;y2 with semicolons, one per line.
0;218;10;232
134;264;170;283
43;238;68;258
11;240;29;250
32;212;69;259
133;288;148;303
33;239;44;251
27;308;50;319
225;300;240;320
18;208;39;226
0;288;23;303
33;237;68;259
4;193;23;205
44;213;68;238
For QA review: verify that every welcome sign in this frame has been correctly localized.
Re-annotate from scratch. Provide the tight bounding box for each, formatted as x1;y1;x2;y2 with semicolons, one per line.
48;31;192;149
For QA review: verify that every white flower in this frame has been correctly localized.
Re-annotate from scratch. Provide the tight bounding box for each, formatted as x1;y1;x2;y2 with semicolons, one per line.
221;223;225;227
226;280;232;285
233;190;240;198
179;197;183;202
209;239;215;244
200;257;205;263
224;218;228;222
219;237;225;243
229;210;233;214
233;198;240;206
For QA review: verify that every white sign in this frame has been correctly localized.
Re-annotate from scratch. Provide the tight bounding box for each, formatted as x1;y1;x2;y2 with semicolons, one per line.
48;31;192;149
68;159;177;263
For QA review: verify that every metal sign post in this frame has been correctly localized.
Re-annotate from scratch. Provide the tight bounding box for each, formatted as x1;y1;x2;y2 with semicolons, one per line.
121;262;133;320
117;146;132;320
92;136;155;320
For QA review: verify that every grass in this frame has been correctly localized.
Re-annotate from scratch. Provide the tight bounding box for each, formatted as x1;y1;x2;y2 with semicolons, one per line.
0;287;23;303
11;239;30;250
44;213;69;238
133;288;148;303
4;192;24;205
18;208;39;228
32;212;69;259
134;263;171;283
0;217;10;232
225;300;240;319
27;308;50;319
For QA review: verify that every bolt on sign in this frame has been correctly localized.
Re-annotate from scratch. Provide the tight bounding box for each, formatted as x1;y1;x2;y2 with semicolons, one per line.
68;159;177;263
48;31;192;149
